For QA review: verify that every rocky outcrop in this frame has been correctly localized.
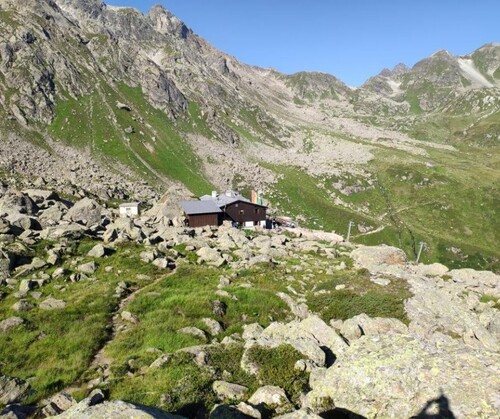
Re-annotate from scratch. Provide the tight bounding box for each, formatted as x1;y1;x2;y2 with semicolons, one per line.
242;316;347;373
306;334;500;418
54;389;184;418
65;197;103;226
0;375;31;405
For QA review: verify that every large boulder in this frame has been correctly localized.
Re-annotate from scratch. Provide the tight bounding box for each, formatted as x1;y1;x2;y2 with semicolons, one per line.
65;197;102;226
212;381;248;401
197;247;227;267
0;375;31;405
104;218;145;242
405;272;499;352
248;386;290;409
242;316;347;373
39;297;66;310
39;202;68;227
22;189;59;204
306;334;500;418
0;250;14;281
0;192;38;216
338;313;408;343
40;224;86;240
350;244;407;275
0;316;24;332
54;390;184;418
5;213;42;232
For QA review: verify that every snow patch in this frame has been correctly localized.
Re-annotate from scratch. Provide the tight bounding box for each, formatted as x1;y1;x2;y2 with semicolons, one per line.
458;58;493;88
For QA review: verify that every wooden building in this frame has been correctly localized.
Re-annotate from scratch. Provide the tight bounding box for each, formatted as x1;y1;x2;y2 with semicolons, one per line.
200;190;267;228
181;200;222;228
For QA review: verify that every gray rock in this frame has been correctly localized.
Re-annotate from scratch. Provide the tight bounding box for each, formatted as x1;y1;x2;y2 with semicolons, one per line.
0;316;24;332
274;409;322;419
351;244;407;275
0;250;13;280
39;297;66;310
65;197;102;226
212;380;248;401
41;224;86;240
306;334;500;418
39;204;66;227
416;263;449;277
41;391;76;416
54;396;183;418
152;257;173;269
212;300;227;317
370;277;391;286
149;354;170;369
276;292;310;319
242;323;264;341
0;375;31;405
22;189;59;203
242;316;347;375
87;244;108;258
50;267;64;278
78;261;97;274
19;279;37;293
116;102;132;111
234;402;262;418
248;385;290;408
6;213;42;232
197;247;226;267
202;318;223;336
210;403;258;419
121;311;140;324
178;326;207;341
339;313;408;343
12;299;33;312
47;250;61;265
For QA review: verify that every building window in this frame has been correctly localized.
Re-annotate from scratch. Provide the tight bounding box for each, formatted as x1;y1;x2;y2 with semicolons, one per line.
255;208;260;214
240;209;244;214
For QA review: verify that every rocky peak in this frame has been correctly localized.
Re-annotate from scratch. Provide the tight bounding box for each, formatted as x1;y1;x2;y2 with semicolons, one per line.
56;0;105;19
147;4;191;39
379;63;409;78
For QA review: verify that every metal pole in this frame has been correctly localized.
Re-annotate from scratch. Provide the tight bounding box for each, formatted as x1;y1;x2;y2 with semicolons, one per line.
416;241;424;264
346;221;354;241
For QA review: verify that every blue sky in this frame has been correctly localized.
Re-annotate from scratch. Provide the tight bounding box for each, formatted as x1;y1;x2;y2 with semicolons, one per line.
106;0;500;86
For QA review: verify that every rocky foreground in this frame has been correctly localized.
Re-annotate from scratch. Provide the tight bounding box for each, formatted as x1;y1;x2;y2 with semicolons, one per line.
0;183;499;419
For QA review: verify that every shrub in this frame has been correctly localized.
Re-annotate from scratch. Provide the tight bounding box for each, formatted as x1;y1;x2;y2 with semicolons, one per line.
246;344;309;405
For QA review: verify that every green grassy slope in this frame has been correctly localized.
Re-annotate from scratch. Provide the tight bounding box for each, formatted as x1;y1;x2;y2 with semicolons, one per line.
49;82;213;196
262;144;500;271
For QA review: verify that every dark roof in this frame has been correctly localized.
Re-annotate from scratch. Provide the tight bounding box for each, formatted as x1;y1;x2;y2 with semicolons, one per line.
181;200;222;215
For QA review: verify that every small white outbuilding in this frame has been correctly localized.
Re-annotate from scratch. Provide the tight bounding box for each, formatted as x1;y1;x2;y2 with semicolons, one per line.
119;202;140;218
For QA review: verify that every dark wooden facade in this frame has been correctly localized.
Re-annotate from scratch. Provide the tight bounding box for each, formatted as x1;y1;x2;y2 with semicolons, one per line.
186;212;221;228
222;200;267;225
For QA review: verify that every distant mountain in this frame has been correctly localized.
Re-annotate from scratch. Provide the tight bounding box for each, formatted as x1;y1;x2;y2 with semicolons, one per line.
362;44;500;111
0;0;498;270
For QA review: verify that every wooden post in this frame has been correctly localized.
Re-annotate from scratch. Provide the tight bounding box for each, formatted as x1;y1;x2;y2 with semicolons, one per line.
346;221;354;242
416;241;425;264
